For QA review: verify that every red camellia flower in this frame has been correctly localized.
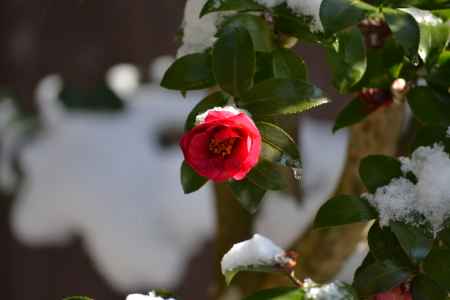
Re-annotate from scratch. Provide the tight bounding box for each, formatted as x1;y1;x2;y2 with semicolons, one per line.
374;286;412;300
180;106;261;182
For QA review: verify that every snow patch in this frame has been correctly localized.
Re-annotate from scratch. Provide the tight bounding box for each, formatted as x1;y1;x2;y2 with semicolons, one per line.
177;0;221;57
286;0;324;32
195;106;241;124
221;234;287;274
126;291;175;300
304;279;353;300
365;144;450;234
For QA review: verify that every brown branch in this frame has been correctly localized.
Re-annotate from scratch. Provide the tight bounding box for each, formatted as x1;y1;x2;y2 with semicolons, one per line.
256;102;405;289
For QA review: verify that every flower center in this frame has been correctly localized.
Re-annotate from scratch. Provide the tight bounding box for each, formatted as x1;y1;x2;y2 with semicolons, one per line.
209;138;237;157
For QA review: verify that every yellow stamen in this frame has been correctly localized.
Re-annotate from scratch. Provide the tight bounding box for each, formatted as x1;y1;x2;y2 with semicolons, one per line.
209;138;237;157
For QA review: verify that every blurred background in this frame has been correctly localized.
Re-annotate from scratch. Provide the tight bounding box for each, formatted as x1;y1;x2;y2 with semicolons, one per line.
0;1;352;299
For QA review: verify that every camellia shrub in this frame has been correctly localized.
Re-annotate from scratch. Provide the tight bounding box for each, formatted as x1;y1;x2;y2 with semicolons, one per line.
68;0;450;299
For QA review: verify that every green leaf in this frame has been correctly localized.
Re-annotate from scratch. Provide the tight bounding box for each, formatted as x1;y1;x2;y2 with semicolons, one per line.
411;274;448;300
428;50;450;93
63;297;93;300
256;121;301;168
327;27;367;92
246;160;287;191
239;78;329;117
353;37;404;90
220;14;275;52
408;86;450;126
59;82;124;111
412;125;450;154
213;27;255;97
200;0;264;17
243;288;304;300
333;98;374;132
423;249;450;291
161;53;215;91
320;0;376;33
390;222;433;264
185;91;229;130
181;161;208;194
359;155;403;193
368;222;412;266
418;22;450;66
314;195;377;228
272;48;308;81
273;4;325;43
229;178;266;213
353;260;413;298
383;8;420;59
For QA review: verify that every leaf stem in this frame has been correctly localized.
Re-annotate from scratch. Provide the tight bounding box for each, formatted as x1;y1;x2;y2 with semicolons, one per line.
287;270;303;288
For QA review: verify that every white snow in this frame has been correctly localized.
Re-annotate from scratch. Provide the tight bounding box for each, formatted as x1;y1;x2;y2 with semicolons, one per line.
221;234;288;274
304;279;352;300
286;0;324;32
126;291;175;300
447;126;450;138
365;144;450;234
195;106;240;124
177;0;220;57
401;7;443;26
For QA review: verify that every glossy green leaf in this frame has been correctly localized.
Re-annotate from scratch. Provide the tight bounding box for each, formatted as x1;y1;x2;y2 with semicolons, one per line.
328;27;367;92
273;4;324;43
314;195;377;228
390;222;433;264
63;297;93;300
408;86;450;126
411;274;448;300
383;8;420;59
320;0;376;33
181;161;208;194
213;28;255;97
353;37;404;90
418;22;450;66
428;51;450;92
200;0;264;17
333;98;373;132
353;260;413;298
243;287;304;300
412;125;450;154
256;121;301;168
239;78;329;117
229;178;266;213
185;91;229;130
220;14;274;52
359;155;403;193
272;48;308;81
161;53;215;91
247;160;287;191
368;222;412;266
423;249;450;291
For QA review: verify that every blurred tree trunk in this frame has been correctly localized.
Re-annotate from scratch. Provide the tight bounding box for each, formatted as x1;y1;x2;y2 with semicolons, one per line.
257;102;406;289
